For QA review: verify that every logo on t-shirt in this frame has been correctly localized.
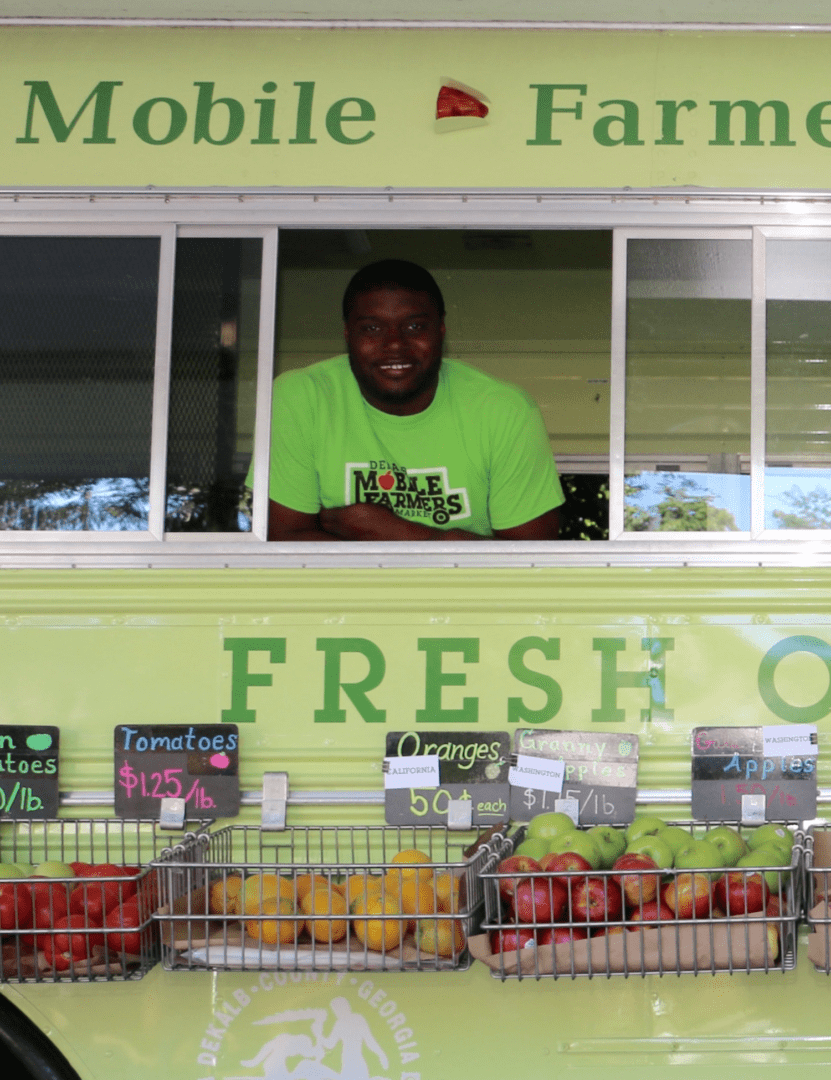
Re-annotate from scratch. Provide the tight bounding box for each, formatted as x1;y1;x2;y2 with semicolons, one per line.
345;460;471;526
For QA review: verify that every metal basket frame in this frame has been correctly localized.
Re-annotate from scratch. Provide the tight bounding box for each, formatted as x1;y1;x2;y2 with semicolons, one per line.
154;822;507;974
0;816;211;983
481;818;803;981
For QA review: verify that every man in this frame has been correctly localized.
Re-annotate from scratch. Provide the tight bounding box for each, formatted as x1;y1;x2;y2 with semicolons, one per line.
265;259;563;541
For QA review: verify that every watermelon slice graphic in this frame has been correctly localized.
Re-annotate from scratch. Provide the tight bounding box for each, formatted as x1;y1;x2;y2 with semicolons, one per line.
437;84;489;119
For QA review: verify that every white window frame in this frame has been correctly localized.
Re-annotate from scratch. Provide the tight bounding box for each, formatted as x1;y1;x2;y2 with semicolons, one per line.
3;187;831;567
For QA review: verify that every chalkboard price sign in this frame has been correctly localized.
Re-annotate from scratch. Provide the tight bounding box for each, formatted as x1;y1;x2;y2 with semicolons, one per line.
384;730;510;826
691;724;818;822
0;726;59;819
509;729;640;825
114;724;240;819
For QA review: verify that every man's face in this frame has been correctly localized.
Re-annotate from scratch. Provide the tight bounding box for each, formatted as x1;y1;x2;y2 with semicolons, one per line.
345;287;445;415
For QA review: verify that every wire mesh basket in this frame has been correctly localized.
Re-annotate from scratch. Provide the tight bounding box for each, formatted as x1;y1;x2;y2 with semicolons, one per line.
803;822;831;970
0;817;210;983
475;819;802;980
154;822;508;973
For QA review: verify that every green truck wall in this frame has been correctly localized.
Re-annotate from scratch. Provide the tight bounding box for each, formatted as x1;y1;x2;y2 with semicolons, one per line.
1;566;831;1079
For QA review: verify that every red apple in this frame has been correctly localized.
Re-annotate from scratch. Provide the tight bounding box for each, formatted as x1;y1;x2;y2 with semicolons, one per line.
490;926;536;954
713;870;768;916
514;876;568;924
766;893;786;918
537;925;589;946
627;899;674;923
592;924;627;937
571;875;623;925
612;853;661;908
664;872;713;919
495;855;543;905
538;851;594;891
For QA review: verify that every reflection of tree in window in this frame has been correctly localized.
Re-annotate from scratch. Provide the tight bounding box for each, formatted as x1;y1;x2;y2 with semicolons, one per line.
625;474;739;532
0;478;148;531
772;486;831;529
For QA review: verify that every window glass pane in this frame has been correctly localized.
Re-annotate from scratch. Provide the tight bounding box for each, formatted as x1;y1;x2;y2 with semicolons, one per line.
0;236;159;531
624;238;751;532
165;238;262;532
275;229;611;540
766;240;831;529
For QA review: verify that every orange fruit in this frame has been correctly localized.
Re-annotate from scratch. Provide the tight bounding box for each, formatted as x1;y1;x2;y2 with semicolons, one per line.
343;874;384;908
295;873;332;903
399;879;438;918
352;894;404;952
209;873;244;915
435;871;462;914
241;873;295;916
391;849;434;883
416;918;466;958
246;897;300;946
300;887;348;943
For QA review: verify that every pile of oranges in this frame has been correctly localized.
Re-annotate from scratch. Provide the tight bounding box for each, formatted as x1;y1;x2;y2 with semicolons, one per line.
208;848;466;957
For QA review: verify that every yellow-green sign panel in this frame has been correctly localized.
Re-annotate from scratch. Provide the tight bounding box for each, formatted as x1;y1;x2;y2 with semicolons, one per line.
3;612;831;791
7;27;831;188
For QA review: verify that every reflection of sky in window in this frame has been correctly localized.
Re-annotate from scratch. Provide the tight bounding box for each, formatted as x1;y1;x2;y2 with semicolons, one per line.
626;470;831;532
765;468;831;530
626;472;750;532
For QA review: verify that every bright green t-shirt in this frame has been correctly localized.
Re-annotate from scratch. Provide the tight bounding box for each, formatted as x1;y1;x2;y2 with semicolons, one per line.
261;355;563;536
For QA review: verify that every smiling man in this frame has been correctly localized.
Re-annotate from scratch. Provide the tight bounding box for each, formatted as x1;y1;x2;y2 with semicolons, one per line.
265;259;564;541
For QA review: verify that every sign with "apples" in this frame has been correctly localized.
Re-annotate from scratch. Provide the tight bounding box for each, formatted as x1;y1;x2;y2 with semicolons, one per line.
691;724;818;822
509;728;640;825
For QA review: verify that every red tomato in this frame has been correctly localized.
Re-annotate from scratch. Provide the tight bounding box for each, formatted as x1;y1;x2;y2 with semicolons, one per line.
86;863;126;879
0;881;32;932
69;862;94;877
29;879;72;910
25;891;72;946
105;900;143;956
41;914;104;970
68;880;124;925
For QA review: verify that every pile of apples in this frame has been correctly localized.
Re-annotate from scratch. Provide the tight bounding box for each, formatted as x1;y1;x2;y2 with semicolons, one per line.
490;812;793;956
0;858;148;971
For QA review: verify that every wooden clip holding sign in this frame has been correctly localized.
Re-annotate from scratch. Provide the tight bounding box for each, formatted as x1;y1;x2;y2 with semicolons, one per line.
509;729;640;825
383;730;510;827
691;724;818;822
0;726;59;819
114;723;240;819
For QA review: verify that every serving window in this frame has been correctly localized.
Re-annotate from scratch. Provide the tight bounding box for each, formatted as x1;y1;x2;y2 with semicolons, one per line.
1;197;831;564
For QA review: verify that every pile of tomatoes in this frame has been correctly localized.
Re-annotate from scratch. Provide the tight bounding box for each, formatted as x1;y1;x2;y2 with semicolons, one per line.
0;862;150;971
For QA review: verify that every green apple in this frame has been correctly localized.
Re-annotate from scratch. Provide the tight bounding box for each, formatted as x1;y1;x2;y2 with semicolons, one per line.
625;815;667;845
674;838;725;877
738;844;791;892
704;825;747;868
0;863;25;878
549;829;602;869
746;824;794;853
625;833;675;870
514;837;550;862
13;863;36;876
586;825;627;868
657;825;693;858
526;812;577;843
32;861;75;878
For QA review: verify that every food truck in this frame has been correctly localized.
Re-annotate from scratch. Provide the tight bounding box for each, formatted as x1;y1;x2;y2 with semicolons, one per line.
5;5;831;1079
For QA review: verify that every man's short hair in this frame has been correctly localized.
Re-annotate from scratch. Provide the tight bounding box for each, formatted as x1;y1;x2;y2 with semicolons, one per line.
342;259;446;320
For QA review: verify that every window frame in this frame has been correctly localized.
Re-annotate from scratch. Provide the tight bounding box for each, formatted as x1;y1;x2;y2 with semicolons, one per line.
3;188;831;567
